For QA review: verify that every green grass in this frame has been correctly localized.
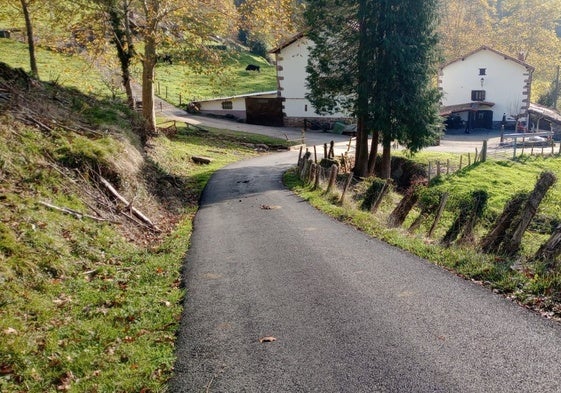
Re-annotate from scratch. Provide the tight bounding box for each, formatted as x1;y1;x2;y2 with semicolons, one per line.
153;51;277;105
0;114;288;392
0;39;289;392
0;38;117;98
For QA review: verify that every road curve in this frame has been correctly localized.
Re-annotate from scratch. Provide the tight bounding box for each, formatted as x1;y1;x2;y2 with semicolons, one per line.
169;150;561;393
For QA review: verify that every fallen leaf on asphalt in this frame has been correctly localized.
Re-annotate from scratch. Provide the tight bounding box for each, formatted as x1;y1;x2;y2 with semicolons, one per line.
259;336;277;343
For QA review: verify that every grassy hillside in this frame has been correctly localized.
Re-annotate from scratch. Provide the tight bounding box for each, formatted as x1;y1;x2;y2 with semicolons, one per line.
153;50;277;105
0;43;288;392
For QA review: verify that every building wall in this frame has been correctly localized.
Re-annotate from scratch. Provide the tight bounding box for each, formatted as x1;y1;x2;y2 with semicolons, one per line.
275;37;350;124
197;94;276;120
440;49;532;122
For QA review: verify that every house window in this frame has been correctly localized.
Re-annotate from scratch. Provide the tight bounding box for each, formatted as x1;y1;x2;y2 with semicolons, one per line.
221;101;233;110
471;90;486;101
479;68;487;76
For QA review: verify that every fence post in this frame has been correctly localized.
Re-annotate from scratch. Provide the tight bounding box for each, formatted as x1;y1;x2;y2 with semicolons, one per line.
481;140;487;162
339;172;354;204
428;161;432;183
459;155;463;170
313;165;321;190
436;161;441;177
326;164;339;193
446;159;450;175
428;192;449;238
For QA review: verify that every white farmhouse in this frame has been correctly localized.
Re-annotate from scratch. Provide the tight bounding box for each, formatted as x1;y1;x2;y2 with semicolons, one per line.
270;33;350;127
439;46;534;130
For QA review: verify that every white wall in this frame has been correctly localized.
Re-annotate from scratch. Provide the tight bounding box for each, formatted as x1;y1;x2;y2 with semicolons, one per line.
440;49;531;121
277;37;348;119
199;96;247;111
197;93;277;119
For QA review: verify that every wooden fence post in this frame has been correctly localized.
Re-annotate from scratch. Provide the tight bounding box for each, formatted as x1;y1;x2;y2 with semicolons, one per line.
459;155;463;170
313;164;321;190
428;161;432;183
501;171;557;256
339;172;354;204
534;224;561;270
428;192;449;238
387;187;420;228
308;162;316;184
481;140;487;162
301;158;312;179
326;164;339;193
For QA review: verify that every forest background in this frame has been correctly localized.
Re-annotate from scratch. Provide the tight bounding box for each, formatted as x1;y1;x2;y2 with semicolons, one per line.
1;0;560;109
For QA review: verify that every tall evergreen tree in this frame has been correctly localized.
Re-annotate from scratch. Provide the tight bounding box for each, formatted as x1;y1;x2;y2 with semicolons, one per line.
370;0;442;178
305;0;442;178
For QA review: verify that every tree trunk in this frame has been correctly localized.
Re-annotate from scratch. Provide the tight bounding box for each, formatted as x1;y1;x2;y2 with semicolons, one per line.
108;1;135;109
20;0;39;78
380;135;392;179
142;34;157;134
353;0;371;179
367;129;379;176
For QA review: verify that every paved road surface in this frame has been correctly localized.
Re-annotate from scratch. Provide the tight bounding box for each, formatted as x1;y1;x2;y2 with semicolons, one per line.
169;149;561;392
157;103;503;154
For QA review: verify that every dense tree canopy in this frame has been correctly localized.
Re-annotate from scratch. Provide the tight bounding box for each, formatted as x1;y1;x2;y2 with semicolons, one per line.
305;0;442;178
2;0;561;135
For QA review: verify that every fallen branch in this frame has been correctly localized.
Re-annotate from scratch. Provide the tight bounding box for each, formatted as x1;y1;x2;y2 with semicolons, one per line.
98;176;160;232
15;113;53;133
39;201;107;222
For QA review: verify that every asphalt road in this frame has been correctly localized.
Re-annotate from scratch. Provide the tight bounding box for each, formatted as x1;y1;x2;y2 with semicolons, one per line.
169;150;561;393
